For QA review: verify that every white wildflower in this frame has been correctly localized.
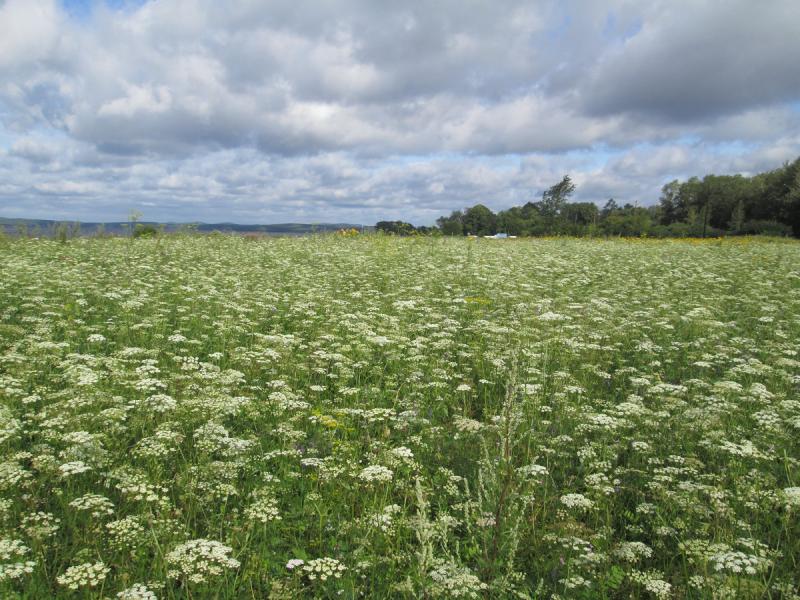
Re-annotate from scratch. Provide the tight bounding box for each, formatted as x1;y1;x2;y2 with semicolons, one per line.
56;562;109;590
166;539;240;584
358;465;393;483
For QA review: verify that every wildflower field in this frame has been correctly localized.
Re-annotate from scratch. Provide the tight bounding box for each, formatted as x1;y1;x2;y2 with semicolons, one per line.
1;234;799;599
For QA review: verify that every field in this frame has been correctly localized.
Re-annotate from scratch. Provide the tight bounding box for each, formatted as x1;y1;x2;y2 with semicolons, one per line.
0;234;798;599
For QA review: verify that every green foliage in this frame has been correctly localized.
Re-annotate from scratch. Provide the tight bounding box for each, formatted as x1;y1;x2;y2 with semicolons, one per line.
434;157;800;238
436;209;465;235
0;236;798;598
376;221;418;236
132;223;160;238
540;174;575;218
462;204;497;236
658;157;800;236
50;221;81;243
54;222;69;244
739;219;793;236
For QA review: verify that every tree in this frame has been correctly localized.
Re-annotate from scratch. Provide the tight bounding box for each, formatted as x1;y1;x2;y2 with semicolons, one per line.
784;158;800;236
496;207;527;236
680;177;701;223
431;154;800;238
133;223;159;238
601;205;653;236
600;198;619;220
436;210;464;236
462;204;497;236
658;181;681;225
728;198;745;232
540;175;576;218
376;221;416;235
561;202;598;226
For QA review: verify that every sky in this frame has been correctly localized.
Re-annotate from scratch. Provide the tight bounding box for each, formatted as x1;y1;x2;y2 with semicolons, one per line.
1;0;799;225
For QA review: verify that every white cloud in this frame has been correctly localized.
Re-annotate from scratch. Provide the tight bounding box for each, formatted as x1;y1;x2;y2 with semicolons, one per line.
0;0;798;223
0;0;62;70
98;84;173;118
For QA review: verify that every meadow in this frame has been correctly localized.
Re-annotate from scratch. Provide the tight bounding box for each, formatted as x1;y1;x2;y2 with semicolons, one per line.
0;234;798;599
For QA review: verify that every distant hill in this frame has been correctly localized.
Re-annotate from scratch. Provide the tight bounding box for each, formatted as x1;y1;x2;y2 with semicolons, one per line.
0;217;371;236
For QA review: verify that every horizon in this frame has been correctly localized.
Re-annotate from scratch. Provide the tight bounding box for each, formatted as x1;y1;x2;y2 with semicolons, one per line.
0;215;369;226
1;0;799;226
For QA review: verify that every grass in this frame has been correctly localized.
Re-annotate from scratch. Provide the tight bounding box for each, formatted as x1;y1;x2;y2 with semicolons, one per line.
0;234;798;598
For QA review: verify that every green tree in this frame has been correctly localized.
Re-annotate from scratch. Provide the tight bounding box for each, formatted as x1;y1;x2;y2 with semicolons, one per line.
376;221;417;235
462;204;497;236
658;181;682;225
436;210;465;236
600;198;619;220
540;175;575;218
133;224;159;238
496;207;527;236
560;202;598;227
728;198;745;232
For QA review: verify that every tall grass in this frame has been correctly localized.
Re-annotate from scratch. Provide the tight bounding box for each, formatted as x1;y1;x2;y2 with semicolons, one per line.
0;235;797;598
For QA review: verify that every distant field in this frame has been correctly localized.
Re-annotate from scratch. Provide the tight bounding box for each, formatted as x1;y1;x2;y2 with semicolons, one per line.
0;217;369;237
0;235;798;599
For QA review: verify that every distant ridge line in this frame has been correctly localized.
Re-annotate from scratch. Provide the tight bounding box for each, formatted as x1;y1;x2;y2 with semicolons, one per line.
0;217;370;236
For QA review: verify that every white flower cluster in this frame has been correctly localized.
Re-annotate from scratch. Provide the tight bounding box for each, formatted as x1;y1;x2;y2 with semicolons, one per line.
710;550;771;575
358;465;393;483
614;541;653;563
428;559;488;598
538;311;570;322
0;538;36;582
301;557;346;581
585;472;616;495
367;504;402;533
453;416;483;433
517;463;549;479
582;413;622;432
244;496;282;524
21;511;60;539
629;570;671;599
521;383;542;395
106;515;147;551
166;539;240;584
134;378;166;393
718;439;766;460
560;493;595;511
69;493;115;517
0;407;21;445
131;394;177;413
0;460;32;489
56;561;109;590
116;482;170;505
559;575;590;589
193;421;253;457
135;360;161;376
390;446;414;460
783;486;800;509
59;460;92;477
133;429;184;458
117;583;158;599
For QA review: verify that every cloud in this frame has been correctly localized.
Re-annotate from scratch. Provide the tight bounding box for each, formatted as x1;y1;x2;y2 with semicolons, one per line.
8;135;66;163
581;0;800;121
0;0;799;223
0;0;62;71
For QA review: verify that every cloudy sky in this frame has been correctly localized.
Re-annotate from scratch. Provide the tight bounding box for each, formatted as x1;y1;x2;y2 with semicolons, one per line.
1;0;799;225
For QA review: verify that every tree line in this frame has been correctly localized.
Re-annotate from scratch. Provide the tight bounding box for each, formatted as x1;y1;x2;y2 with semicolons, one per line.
377;156;800;238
